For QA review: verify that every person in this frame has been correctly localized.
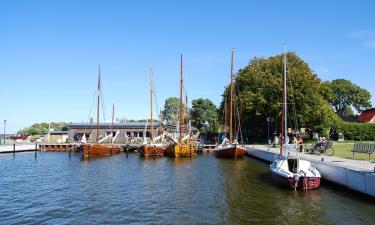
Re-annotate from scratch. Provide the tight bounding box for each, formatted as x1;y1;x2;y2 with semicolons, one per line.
312;137;327;153
273;135;279;147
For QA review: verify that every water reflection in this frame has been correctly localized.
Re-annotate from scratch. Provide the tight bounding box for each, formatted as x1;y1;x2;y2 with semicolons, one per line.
0;152;374;224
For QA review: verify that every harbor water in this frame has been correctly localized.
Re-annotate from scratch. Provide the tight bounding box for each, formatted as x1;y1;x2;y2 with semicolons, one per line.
0;152;374;225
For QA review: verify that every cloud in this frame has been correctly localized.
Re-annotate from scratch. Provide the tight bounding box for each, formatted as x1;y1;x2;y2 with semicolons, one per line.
348;30;375;49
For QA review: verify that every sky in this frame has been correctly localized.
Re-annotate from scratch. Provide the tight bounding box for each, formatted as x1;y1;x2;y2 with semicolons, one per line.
1;0;374;133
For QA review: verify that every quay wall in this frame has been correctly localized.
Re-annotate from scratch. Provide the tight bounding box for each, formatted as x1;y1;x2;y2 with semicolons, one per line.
246;146;375;197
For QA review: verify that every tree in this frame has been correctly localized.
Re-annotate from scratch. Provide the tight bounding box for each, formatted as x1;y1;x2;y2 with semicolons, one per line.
18;122;70;135
162;97;185;125
220;52;339;141
328;79;372;116
190;98;218;132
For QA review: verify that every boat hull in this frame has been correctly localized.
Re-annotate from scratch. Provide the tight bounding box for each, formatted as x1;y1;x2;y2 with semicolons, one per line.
139;144;165;157
83;144;121;158
165;143;197;157
271;171;321;190
213;146;246;158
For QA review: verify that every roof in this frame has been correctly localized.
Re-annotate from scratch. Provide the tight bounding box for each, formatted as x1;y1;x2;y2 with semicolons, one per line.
358;108;375;123
69;122;161;129
49;131;69;135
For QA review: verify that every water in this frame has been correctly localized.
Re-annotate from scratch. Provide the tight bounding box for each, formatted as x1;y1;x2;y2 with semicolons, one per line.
0;152;374;225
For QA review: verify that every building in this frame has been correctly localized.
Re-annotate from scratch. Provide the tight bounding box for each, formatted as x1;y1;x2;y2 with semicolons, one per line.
68;122;164;143
358;108;375;123
67;122;196;143
45;131;69;143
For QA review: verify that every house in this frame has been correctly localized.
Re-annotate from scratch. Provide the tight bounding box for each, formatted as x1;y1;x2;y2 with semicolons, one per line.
358;108;375;123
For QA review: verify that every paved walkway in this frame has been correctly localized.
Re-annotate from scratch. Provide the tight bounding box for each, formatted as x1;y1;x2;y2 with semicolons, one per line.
245;144;375;173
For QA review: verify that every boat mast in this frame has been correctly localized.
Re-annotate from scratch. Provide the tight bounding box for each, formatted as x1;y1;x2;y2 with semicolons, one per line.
96;65;101;143
280;44;288;155
179;54;183;144
185;94;189;143
111;103;114;131
229;48;234;144
150;64;154;143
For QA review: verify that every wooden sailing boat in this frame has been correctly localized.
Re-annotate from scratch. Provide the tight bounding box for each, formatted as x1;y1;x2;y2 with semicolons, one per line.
213;49;246;158
139;65;166;157
269;45;321;190
165;54;197;157
83;65;121;158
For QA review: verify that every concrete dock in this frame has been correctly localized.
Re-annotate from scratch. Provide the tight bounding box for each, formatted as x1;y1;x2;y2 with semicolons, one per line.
0;144;38;154
246;145;375;197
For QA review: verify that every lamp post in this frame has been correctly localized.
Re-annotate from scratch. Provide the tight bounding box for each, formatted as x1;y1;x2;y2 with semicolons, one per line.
266;117;270;145
3;120;7;145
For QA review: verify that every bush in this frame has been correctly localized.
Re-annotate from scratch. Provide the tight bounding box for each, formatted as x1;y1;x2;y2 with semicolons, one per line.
333;122;375;141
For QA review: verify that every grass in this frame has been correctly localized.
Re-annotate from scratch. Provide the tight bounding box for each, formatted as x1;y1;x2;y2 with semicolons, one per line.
304;142;375;162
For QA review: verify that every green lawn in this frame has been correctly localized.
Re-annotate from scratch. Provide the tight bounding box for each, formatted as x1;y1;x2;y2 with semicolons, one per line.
304;142;375;162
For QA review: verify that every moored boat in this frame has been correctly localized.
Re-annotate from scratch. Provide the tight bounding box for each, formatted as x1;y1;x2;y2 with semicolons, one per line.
165;54;196;158
270;155;321;190
139;65;166;157
83;144;121;158
166;143;197;157
269;45;321;190
213;145;246;158
213;49;245;159
82;65;121;158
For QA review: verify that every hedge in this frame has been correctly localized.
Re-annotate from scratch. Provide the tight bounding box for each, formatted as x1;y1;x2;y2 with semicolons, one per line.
334;122;375;141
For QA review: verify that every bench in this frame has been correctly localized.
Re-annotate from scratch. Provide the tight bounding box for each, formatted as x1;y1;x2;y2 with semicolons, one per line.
352;142;375;160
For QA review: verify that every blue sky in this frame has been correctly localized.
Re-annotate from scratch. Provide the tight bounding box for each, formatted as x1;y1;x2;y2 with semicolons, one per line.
1;0;374;133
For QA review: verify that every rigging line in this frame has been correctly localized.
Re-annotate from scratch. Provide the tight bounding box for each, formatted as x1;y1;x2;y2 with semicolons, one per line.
85;89;98;134
285;55;299;132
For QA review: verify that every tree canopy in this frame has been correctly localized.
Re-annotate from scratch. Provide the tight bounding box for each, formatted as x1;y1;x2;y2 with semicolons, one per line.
190;98;218;132
328;79;372;116
18;122;70;135
220;52;339;140
162;97;185;125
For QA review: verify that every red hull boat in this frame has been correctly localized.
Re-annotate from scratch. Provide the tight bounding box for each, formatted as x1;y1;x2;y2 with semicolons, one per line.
213;145;246;158
271;170;321;190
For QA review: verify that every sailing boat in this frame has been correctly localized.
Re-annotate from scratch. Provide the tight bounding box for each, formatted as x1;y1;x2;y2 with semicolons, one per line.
139;65;166;157
83;66;121;158
213;49;246;158
165;54;197;157
270;45;321;190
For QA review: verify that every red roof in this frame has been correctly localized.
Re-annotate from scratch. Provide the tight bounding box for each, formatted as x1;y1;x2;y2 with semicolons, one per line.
358;108;375;123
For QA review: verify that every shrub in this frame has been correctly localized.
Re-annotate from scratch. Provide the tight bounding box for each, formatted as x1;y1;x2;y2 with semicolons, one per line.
333;122;375;141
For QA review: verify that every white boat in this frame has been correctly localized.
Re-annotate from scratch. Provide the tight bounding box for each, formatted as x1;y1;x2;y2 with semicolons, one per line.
270;45;321;190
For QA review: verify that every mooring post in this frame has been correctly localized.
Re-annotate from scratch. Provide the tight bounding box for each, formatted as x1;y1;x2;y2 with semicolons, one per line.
13;143;15;158
35;143;37;159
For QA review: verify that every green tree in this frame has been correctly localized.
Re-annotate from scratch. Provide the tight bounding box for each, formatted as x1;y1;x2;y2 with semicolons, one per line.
190;98;218;132
18;122;70;135
162;97;185;125
220;52;339;141
328;79;372;116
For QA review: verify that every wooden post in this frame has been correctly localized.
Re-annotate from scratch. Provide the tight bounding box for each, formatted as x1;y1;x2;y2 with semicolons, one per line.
35;143;37;159
13;143;15;158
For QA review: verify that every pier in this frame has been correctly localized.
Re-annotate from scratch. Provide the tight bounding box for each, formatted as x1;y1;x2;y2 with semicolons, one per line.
246;145;375;197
